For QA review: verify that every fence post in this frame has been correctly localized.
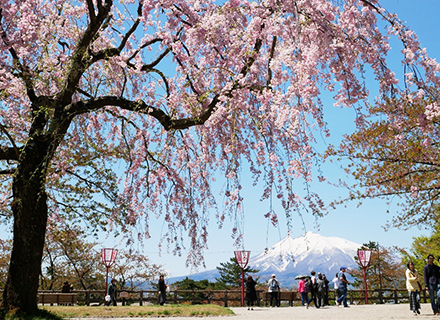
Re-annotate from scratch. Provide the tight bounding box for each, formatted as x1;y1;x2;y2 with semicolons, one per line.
139;291;143;306
223;291;228;307
394;289;398;304
86;291;90;306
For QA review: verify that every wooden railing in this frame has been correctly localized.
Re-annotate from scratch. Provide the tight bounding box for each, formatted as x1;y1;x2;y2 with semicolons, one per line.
0;288;428;307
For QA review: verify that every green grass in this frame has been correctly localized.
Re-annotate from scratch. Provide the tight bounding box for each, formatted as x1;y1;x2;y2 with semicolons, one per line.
39;304;235;318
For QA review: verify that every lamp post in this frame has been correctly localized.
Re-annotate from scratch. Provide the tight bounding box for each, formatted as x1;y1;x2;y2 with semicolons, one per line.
101;248;118;297
234;250;250;307
357;249;372;304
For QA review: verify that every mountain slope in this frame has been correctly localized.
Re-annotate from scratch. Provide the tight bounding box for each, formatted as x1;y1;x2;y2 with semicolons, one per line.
168;232;360;287
249;231;360;286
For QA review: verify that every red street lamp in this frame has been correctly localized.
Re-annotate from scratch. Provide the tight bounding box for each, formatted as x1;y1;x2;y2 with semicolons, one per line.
357;249;372;304
234;250;250;307
101;248;118;297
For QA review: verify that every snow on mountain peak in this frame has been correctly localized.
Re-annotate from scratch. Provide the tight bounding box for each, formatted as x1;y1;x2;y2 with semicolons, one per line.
168;232;361;286
248;232;361;285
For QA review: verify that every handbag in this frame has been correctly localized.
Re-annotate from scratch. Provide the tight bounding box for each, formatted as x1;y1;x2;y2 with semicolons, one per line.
105;295;111;302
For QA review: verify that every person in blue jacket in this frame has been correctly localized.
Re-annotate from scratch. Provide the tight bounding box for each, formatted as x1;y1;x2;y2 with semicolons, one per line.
424;254;440;315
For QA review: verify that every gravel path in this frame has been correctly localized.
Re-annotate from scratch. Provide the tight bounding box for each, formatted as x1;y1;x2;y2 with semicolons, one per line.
229;303;432;319
71;303;435;320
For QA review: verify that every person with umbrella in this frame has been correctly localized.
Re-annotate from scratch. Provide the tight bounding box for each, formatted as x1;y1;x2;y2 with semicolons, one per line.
295;274;309;306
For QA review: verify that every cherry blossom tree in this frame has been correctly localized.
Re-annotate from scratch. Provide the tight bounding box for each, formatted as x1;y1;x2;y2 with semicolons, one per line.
0;0;438;315
331;96;440;230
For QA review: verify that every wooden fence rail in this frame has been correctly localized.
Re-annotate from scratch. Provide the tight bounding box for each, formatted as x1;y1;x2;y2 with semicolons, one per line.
0;288;428;307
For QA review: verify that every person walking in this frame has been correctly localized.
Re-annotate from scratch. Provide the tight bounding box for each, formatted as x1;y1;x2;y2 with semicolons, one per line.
306;271;318;308
158;275;167;305
323;274;330;306
298;278;308;306
267;274;280;307
316;272;326;308
332;273;339;304
424;254;439;315
245;275;257;310
106;278;117;306
336;267;349;307
406;261;421;316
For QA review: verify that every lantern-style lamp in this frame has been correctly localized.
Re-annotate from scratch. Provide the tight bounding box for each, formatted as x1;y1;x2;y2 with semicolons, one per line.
101;248;118;297
357;249;372;304
234;250;250;307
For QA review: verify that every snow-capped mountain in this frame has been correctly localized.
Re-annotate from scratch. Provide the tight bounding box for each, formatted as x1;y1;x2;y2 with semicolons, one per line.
169;232;361;287
249;231;360;286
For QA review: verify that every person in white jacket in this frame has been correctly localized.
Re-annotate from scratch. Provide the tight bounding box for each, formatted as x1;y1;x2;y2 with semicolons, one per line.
332;273;339;303
406;261;421;316
267;274;280;307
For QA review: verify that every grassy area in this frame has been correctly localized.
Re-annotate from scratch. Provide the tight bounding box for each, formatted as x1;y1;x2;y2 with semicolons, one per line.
40;304;235;318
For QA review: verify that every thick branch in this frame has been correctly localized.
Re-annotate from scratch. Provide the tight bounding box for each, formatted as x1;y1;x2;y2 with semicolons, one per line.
58;0;113;103
0;124;20;159
66;95;219;131
0;169;15;175
86;0;96;24
91;2;143;64
0;145;20;161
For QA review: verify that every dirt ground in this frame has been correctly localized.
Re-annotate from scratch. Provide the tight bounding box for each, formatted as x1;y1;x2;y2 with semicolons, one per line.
229;303;433;320
71;302;436;319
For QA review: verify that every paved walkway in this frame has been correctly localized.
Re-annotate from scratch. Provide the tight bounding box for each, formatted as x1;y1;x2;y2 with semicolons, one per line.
229;303;432;319
72;303;436;319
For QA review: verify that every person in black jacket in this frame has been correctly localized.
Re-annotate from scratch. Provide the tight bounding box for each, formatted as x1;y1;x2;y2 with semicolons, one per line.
245;275;257;310
61;281;71;293
316;273;326;308
322;274;330;306
106;279;117;306
158;275;167;305
424;254;440;315
306;271;318;308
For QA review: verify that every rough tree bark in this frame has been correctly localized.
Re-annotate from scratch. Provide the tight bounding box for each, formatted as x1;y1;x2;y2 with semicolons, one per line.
2;102;73;314
4;139;50;313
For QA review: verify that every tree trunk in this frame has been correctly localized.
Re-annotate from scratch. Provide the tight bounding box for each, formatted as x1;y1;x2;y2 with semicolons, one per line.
3;139;50;314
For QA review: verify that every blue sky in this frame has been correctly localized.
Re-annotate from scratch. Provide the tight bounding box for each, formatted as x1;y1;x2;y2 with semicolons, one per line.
2;0;440;279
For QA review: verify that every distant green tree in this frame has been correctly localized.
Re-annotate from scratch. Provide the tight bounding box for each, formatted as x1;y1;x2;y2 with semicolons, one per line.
398;226;440;286
172;277;225;303
215;257;259;288
172;277;227;291
173;277;209;291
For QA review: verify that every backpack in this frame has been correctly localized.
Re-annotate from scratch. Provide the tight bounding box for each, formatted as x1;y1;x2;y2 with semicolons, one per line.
304;277;312;290
316;277;326;292
269;279;279;291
